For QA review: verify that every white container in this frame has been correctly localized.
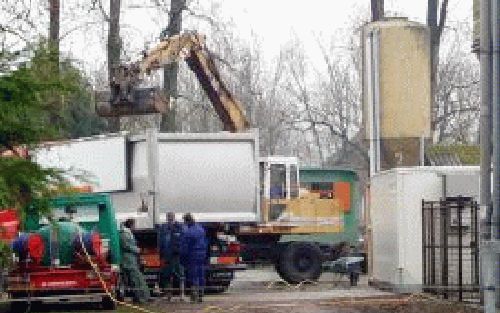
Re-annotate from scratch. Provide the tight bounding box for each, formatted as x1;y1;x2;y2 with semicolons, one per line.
369;166;479;291
32;130;260;228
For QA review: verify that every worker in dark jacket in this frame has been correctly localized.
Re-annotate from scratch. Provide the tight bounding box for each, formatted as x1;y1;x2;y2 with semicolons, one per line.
180;213;207;302
119;218;151;304
158;212;185;300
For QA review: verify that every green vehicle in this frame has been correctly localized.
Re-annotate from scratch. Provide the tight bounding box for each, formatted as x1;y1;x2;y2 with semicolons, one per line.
239;166;364;282
295;168;361;246
8;193;122;311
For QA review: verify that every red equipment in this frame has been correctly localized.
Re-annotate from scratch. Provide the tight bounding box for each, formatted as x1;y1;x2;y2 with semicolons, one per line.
0;209;19;242
11;233;45;264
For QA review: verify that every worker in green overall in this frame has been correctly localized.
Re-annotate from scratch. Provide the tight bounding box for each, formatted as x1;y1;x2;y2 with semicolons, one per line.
120;218;151;304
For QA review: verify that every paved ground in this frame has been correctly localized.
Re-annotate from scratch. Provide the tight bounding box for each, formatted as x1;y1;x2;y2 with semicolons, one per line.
0;267;483;313
209;267;392;303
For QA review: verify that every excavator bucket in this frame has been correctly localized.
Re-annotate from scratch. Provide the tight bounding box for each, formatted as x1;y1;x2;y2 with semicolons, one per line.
95;87;168;117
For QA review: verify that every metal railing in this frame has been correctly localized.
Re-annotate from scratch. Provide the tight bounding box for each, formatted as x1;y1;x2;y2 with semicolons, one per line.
422;197;480;302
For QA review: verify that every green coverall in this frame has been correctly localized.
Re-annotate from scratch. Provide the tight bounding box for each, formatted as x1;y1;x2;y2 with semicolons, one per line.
119;224;151;304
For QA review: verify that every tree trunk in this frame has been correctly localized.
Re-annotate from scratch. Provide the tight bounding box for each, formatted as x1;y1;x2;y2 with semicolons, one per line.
48;0;60;62
48;0;61;130
107;0;121;132
427;0;449;142
107;0;121;84
160;0;186;132
370;0;384;22
428;0;438;140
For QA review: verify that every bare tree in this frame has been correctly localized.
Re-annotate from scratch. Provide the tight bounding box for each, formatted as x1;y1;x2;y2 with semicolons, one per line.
427;0;449;140
433;24;480;143
107;0;121;85
48;0;59;62
281;39;325;166
160;0;186;132
92;0;122;131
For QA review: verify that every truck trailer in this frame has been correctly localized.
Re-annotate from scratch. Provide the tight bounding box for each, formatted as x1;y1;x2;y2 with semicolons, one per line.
32;130;361;287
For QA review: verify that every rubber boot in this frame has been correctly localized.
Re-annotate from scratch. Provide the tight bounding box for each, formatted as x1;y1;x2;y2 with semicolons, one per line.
190;286;198;303
179;278;187;302
197;287;204;303
165;277;173;302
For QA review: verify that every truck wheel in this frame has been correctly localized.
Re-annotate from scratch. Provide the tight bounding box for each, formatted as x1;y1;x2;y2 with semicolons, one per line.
102;295;117;310
208;280;231;294
278;242;322;284
8;301;30;313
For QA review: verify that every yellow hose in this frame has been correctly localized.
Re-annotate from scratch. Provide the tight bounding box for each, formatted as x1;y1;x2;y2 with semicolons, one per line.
77;230;158;313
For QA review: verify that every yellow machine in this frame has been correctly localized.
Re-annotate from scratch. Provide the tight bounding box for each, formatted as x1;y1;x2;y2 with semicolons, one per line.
96;32;248;132
96;32;355;284
242;156;344;235
96;32;345;236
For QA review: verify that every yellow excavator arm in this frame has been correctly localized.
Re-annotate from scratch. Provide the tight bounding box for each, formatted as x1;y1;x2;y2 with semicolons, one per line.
97;32;249;133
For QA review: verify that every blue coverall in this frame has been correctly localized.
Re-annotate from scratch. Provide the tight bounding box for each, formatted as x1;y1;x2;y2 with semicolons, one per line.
158;221;184;291
180;223;207;296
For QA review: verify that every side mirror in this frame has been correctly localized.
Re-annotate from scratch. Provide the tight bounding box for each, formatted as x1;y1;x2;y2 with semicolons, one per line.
64;205;77;215
98;203;107;212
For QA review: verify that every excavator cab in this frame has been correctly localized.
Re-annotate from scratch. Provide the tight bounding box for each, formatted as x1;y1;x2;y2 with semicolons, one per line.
259;157;300;222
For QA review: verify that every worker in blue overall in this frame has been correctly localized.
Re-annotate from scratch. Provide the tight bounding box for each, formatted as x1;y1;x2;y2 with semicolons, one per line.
180;213;207;303
158;212;185;301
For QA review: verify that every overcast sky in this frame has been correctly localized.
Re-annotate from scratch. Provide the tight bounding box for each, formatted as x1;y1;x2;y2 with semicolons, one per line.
57;0;473;79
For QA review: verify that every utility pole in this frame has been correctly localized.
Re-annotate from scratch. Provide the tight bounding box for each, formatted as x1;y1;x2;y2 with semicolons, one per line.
492;0;500;304
480;0;500;311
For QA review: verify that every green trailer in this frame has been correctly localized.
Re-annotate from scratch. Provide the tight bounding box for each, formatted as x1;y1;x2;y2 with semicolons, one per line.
290;168;361;246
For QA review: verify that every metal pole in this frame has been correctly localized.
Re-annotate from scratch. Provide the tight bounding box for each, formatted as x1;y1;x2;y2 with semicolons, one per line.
480;0;494;311
481;0;493;240
491;0;500;305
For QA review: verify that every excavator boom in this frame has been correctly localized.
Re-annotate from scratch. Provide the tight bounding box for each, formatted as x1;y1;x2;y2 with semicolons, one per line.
95;33;249;132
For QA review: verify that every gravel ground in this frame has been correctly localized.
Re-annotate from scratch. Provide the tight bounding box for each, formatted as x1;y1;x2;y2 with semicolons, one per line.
0;267;484;313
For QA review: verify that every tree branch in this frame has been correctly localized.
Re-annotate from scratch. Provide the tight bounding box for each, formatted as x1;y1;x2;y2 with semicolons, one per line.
60;21;102;40
183;6;217;28
437;0;449;41
96;0;109;22
288;118;369;163
432;107;479;127
0;24;30;43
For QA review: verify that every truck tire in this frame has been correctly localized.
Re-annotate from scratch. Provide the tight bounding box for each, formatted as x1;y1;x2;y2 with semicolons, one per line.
8;301;30;313
208;280;231;294
102;296;117;310
277;242;322;284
